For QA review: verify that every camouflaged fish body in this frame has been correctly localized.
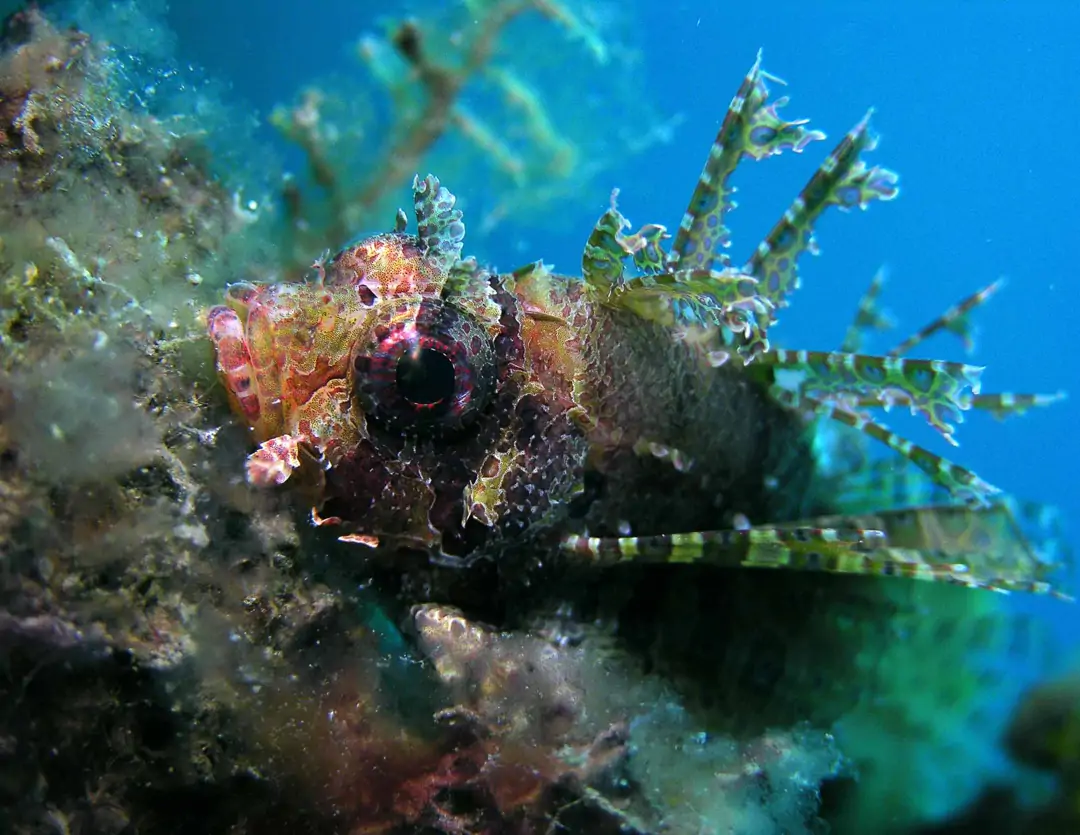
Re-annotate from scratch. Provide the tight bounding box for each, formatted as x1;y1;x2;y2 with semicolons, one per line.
207;53;1067;597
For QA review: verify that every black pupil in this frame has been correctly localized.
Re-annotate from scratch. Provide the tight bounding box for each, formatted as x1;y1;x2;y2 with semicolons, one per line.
396;347;456;407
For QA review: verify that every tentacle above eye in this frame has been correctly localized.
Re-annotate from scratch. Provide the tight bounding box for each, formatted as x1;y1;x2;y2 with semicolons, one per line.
413;173;466;274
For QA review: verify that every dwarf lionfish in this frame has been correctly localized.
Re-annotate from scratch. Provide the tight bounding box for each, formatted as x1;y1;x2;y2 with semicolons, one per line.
208;51;1065;600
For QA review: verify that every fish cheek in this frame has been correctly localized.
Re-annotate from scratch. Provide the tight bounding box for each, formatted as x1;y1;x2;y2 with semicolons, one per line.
498;394;591;543
318;438;440;548
426;389;589;562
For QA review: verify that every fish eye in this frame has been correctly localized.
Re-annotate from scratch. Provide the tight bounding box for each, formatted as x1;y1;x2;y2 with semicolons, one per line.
396;346;456;407
352;299;497;434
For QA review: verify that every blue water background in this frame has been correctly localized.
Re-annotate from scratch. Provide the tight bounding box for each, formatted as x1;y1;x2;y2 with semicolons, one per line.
90;2;1074;646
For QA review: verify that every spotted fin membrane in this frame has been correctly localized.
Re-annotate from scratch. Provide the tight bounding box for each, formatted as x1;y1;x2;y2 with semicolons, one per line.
563;54;1069;597
413;173;467;273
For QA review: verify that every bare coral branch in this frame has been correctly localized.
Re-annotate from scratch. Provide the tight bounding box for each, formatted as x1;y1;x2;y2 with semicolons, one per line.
269;0;667;270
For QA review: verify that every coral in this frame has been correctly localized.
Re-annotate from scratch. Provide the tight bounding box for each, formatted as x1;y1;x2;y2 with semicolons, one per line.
628;705;845;835
248;641;643;834
269;0;676;274
5;342;162;483
0;4;279;364
411;603;587;743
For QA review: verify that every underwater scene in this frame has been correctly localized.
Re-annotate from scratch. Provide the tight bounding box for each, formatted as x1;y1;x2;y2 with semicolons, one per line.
0;0;1078;832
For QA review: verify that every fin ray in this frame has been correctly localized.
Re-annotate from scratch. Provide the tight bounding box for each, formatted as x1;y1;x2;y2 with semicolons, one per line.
669;51;826;273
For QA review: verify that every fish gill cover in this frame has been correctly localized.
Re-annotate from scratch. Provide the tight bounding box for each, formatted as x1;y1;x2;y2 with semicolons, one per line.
0;1;1076;834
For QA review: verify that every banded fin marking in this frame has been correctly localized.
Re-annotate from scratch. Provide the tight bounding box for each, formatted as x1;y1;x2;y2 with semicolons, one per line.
890;279;1004;357
560;525;1068;597
763;349;982;445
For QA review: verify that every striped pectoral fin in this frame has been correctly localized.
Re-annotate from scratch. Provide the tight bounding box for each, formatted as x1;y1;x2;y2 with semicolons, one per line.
560;527;1071;597
871;548;1072;598
842;386;1062;423
773;388;1000;507
1001;495;1075;576
746;111;899;318
764;349;982;444
972;391;1068;420
873;503;1070;595
562;526;886;570
669;50;826;273
844;390;1067;424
